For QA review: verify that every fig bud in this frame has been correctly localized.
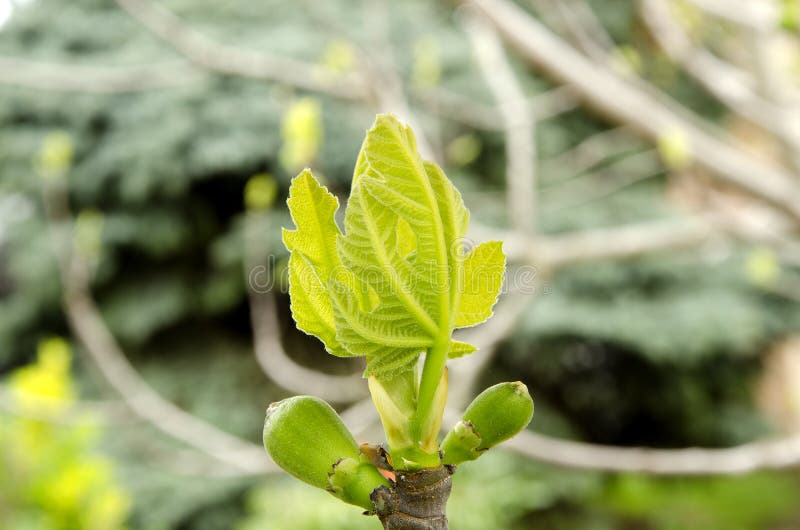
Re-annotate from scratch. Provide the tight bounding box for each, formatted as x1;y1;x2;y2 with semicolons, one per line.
440;381;533;465
263;395;388;508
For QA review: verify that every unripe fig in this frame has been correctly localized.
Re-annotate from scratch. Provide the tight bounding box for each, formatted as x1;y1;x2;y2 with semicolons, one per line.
440;381;533;465
263;395;388;508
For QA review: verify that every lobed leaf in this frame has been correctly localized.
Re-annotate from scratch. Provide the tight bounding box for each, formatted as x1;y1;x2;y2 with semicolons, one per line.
455;241;506;328
282;115;507;378
282;169;351;357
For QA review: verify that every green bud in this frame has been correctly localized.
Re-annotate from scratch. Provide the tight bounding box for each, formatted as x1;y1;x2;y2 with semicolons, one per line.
368;370;444;471
781;0;799;31
74;209;105;262
368;372;416;453
263;395;389;508
36;131;74;180
328;457;390;510
440;381;533;465
244;173;278;211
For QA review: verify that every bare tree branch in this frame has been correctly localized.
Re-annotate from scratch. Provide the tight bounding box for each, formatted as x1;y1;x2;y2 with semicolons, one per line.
413;85;579;131
248;290;369;403
459;0;800;224
62;286;272;473
641;0;800;171
113;0;367;99
540;126;640;181
538;0;615;63
685;0;778;31
470;217;716;268
41;181;272;474
541;150;663;213
503;429;800;474
745;13;800;174
462;8;538;235
0;56;206;93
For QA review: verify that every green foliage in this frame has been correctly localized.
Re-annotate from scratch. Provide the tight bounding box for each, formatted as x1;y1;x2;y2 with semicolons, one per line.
517;254;800;364
604;473;800;530
2;0;800;528
0;338;131;530
283;114;505;379
278;114;509;476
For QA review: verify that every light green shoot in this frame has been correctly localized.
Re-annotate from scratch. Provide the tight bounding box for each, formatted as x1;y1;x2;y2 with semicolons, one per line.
282;114;506;470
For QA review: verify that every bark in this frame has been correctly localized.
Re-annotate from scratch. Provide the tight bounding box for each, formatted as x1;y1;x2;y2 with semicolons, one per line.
369;465;455;530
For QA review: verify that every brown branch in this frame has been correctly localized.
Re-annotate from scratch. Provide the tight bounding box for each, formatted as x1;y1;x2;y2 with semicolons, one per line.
459;0;800;224
372;466;454;530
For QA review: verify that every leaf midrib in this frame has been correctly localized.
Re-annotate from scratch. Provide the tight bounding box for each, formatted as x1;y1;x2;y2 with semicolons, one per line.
355;186;439;337
374;124;452;337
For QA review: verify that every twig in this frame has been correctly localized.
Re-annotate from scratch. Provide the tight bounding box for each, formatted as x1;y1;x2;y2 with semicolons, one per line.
641;0;800;168
540;127;640;183
0;56;206;93
414;85;579;131
41;182;272;474
541;0;615;63
540;219;717;268
470;217;716;268
459;0;800;224
745;14;800;174
685;0;777;31
504;429;800;474
249;291;369;403
112;0;367;99
462;8;538;235
62;286;272;473
541;150;661;199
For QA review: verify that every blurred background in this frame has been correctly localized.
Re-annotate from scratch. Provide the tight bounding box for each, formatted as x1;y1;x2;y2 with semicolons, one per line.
2;0;800;528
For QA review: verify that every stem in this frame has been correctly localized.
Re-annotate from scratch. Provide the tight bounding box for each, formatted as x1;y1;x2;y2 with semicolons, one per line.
370;465;454;530
413;335;449;444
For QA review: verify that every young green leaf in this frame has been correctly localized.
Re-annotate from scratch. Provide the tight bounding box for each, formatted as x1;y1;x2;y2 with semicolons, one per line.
282;114;506;379
282;169;350;358
455;240;505;328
